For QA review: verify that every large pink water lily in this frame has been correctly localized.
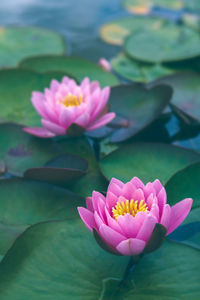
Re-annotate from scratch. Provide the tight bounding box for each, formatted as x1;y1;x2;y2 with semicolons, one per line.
78;177;192;256
23;76;115;138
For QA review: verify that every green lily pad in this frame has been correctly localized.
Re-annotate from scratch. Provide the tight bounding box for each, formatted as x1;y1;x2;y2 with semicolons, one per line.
24;154;89;187
123;0;185;15
0;124;62;176
100;143;200;184
57;137;108;197
125;23;200;63
0;69;73;127
108;84;172;142
0;26;66;68
165;161;200;209
0;219;199;299
0;179;83;255
111;53;174;83
19;55;119;87
100;16;164;46
158;72;200;122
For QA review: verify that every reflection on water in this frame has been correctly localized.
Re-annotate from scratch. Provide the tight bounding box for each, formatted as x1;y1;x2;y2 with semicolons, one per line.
0;0;126;61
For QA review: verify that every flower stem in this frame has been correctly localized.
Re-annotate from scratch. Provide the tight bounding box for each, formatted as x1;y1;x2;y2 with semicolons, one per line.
119;254;142;286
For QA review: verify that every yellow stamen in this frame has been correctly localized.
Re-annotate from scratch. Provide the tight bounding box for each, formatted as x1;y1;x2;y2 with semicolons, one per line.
62;93;83;107
112;199;148;220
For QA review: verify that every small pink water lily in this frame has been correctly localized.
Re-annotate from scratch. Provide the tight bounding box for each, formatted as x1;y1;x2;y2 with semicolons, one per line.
23;76;115;138
78;177;192;256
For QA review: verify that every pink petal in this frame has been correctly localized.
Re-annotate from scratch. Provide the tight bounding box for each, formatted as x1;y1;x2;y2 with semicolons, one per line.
167;198;193;235
160;204;171;230
116;238;146;256
23;127;55;138
61;76;70;85
99;224;126;248
152;179;163;194
90;87;110;121
105;207;124;235
105;191;118;212
92;191;106;213
144;182;156;198
80;77;90;89
121;182;135;199
133;188;145;202
86;197;94;212
59;108;75;128
137;215;157;242
75;112;90;127
157;187;167;217
42;119;66;135
149;203;159;221
97;197;106;222
130;177;144;189
86;112;115;131
107;178;124;198
78;207;96;232
117;212;146;238
94;211;104;229
90;81;100;93
50;79;60;92
31;92;48;119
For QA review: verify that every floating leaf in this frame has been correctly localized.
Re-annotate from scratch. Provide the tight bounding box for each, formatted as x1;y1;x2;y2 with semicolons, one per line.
24;154;89;186
100;16;164;46
0;26;66;68
125;23;200;63
165;161;200;209
0;220;199;299
111;53;174;83
0;124;62;176
108;84;172;142
158;72;200;122
20;55;119;87
0;179;83;255
100;143;200;184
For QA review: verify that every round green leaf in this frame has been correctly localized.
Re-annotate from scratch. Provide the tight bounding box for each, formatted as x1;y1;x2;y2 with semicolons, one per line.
0;219;129;299
111;53;174;83
24;154;89;186
125;23;200;63
108;84;172;142
0;220;199;299
100;143;200;184
0;178;83;255
0;124;62;176
0;26;66;68
19;55;119;87
159;72;200;122
165;161;200;209
0;69;73;126
100;16;164;46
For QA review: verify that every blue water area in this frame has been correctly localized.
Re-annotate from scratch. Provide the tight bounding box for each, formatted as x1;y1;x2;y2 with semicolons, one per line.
0;0;127;61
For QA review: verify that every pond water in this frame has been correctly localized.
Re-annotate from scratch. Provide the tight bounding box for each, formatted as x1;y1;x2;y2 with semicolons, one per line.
0;0;127;61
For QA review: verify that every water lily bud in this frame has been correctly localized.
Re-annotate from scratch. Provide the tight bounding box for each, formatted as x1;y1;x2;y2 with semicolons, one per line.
99;58;112;72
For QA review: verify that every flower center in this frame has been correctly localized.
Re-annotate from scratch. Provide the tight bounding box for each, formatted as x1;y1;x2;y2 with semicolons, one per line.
62;93;83;107
112;199;148;220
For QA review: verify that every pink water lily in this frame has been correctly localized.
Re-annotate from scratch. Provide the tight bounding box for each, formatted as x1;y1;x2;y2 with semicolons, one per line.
78;177;192;256
23;76;115;138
